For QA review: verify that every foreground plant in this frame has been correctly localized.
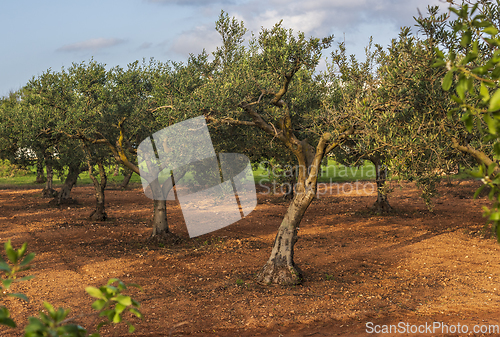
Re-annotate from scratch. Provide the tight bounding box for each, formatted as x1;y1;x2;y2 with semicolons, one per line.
25;279;142;337
0;241;143;336
0;240;35;327
432;0;500;239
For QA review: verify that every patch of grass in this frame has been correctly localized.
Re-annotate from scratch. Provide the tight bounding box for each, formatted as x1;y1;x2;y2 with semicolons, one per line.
0;162;142;188
0;173;41;186
75;171;141;185
253;159;377;184
0;159;476;188
318;160;376;182
0;160;37;185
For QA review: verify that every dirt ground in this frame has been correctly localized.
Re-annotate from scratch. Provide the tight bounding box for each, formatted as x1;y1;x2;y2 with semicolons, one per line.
1;179;500;337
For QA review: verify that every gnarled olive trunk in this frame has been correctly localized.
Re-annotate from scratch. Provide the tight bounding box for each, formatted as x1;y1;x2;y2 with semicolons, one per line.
42;153;56;197
370;157;392;213
256;138;320;285
35;157;46;184
149;172;183;237
234;60;356;286
147;166;189;238
88;161;107;221
120;171;133;190
151;199;169;236
52;162;83;205
256;189;315;285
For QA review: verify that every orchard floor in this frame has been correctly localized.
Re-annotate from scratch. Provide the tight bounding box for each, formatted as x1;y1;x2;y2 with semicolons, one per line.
1;179;500;336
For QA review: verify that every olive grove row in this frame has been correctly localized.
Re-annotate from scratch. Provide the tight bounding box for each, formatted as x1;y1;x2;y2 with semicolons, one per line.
0;1;499;285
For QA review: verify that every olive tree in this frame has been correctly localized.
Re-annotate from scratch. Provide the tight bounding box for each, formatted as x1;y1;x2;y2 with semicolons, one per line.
194;13;354;285
21;71;87;204
0;92;23;168
324;9;483;212
101;59;210;237
319;39;397;212
365;25;476;210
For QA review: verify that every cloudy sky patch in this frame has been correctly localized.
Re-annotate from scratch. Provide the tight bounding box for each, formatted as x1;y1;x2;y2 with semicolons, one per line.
1;0;452;97
146;0;234;5
57;38;126;53
170;25;222;57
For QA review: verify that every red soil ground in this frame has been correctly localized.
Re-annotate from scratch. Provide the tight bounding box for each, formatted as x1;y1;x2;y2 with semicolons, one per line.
1;179;499;336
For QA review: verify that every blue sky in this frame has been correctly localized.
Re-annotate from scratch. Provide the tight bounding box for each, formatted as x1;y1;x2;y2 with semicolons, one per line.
1;0;446;97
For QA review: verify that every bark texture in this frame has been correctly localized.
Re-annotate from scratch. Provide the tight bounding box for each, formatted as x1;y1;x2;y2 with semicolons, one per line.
151;199;169;237
148;168;188;237
35;158;46;184
51;163;83;205
120;171;133;190
371;157;392;213
149;174;179;237
256;191;315;285
88;161;107;221
42;154;56;198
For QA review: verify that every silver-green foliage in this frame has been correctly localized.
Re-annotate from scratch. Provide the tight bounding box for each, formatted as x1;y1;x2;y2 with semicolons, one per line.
434;0;500;238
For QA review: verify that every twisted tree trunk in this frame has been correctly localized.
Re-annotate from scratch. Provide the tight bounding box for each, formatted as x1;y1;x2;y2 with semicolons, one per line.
256;189;315;285
120;171;133;190
370;157;392;213
256;139;320;285
235;91;355;286
35;157;46;184
42;153;56;198
52;162;83;205
88;160;107;221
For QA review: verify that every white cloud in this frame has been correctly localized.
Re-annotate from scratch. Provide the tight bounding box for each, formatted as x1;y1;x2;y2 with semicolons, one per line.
170;25;221;57
242;9;329;36
145;0;234;5
231;0;445;37
163;0;449;63
57;38;126;52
